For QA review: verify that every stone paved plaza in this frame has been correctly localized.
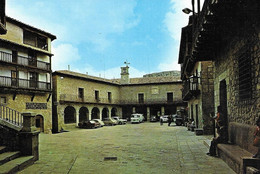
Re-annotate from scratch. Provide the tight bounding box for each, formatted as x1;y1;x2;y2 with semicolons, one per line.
18;123;235;174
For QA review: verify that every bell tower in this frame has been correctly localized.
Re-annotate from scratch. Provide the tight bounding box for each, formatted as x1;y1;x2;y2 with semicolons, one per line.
120;61;130;84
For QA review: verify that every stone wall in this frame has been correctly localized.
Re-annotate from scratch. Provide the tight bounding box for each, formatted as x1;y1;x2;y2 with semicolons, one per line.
214;15;260;125
120;83;182;103
0;93;52;133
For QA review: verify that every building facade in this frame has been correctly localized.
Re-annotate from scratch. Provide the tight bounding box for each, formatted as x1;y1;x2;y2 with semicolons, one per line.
52;70;122;132
0;16;56;133
178;15;214;134
52;67;185;132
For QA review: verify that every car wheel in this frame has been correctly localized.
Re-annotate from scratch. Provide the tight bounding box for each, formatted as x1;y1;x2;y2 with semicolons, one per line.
119;122;122;125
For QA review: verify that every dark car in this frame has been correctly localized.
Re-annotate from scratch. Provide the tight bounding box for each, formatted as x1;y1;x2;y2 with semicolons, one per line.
78;120;100;129
150;115;157;122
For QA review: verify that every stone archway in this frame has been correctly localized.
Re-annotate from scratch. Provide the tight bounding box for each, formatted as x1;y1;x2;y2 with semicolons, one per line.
91;107;100;119
35;115;44;132
102;108;109;120
111;107;117;117
79;107;89;122
64;106;76;124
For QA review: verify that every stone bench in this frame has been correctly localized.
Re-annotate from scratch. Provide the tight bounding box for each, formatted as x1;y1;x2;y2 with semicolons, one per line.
216;122;259;174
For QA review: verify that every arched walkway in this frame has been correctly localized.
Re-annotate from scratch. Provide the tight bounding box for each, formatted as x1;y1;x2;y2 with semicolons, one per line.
91;107;100;119
79;107;89;122
35;115;44;132
111;107;117;117
102;108;109;120
64;106;76;124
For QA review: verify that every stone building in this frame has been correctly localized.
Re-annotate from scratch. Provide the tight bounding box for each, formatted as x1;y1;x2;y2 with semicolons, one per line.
52;66;185;132
52;70;122;132
0;16;56;133
179;0;260;172
178;15;214;134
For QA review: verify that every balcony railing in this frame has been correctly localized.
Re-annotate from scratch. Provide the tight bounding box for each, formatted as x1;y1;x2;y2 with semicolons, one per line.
0;51;51;71
182;77;200;101
0;76;51;91
60;94;119;104
59;94;182;105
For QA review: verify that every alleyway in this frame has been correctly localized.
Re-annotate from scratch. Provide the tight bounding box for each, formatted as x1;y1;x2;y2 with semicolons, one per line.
19;123;234;174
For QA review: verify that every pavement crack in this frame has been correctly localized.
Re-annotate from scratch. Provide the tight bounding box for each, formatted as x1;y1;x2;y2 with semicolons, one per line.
67;155;78;174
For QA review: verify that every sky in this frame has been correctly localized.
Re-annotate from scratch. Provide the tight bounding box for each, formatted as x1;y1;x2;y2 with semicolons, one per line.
6;0;203;79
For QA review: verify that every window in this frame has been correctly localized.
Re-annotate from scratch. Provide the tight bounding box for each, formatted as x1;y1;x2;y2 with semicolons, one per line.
11;71;17;86
29;72;38;88
28;50;37;67
108;92;112;102
0;97;6;104
78;88;84;99
238;47;252;101
138;93;144;103
12;50;17;63
23;30;48;50
167;92;173;102
95;90;99;101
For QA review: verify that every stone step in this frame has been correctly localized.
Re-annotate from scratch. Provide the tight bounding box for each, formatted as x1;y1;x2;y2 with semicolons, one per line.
0;146;7;154
0;156;34;174
0;151;20;165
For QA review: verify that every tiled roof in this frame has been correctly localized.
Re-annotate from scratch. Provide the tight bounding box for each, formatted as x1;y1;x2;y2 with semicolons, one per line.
53;70;181;85
53;70;120;85
6;16;56;40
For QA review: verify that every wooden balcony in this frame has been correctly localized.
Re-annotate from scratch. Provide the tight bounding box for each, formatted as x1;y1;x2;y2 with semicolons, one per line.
182;77;200;101
0;51;51;71
0;76;51;91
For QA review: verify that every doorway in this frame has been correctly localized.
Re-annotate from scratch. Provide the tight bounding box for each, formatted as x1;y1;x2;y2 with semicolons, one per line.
219;80;228;126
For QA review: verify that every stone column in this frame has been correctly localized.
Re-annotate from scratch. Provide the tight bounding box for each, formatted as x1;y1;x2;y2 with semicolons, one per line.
108;108;111;118
76;111;79;127
20;113;40;161
161;106;165;116
147;107;150;121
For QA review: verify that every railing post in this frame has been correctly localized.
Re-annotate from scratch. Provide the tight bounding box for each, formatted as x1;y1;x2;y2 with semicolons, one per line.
19;112;40;161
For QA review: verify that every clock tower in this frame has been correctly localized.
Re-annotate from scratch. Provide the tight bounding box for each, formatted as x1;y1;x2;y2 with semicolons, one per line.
120;62;130;84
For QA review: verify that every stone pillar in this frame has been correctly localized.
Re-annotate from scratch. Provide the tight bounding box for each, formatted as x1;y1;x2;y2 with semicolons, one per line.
161;106;165;116
132;107;136;114
20;113;40;161
108;108;111;118
147;107;150;121
76;111;79;127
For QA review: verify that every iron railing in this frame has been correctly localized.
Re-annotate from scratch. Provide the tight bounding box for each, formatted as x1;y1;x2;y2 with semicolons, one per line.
182;76;200;100
0;104;23;127
59;94;182;105
0;51;51;70
0;76;51;90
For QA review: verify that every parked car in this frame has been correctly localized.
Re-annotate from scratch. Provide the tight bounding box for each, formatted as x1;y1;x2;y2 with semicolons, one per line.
112;116;127;125
103;118;117;126
78;120;100;129
160;115;169;123
131;113;144;124
150;115;157;122
92;119;105;127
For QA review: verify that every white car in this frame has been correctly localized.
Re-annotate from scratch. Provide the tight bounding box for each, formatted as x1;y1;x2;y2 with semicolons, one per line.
112;116;127;125
131;114;144;124
92;119;105;127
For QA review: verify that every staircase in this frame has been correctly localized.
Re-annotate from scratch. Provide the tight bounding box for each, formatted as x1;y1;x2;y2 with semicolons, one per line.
0;105;39;173
0;146;34;174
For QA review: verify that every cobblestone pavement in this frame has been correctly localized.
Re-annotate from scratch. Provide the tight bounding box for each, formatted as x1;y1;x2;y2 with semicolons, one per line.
19;123;235;174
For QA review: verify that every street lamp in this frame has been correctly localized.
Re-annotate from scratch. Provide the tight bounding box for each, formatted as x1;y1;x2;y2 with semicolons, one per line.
182;8;193;14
